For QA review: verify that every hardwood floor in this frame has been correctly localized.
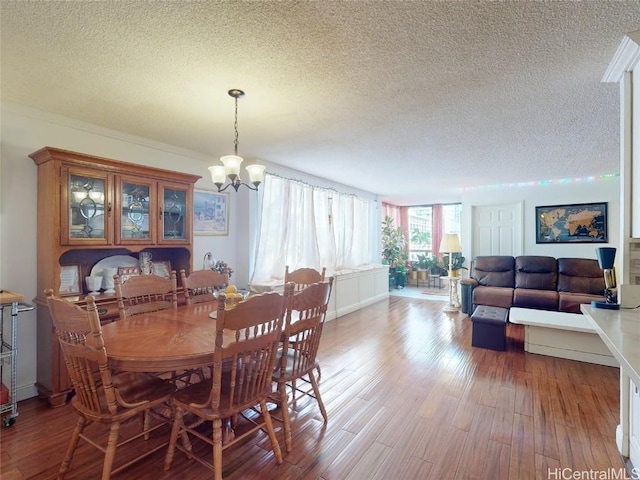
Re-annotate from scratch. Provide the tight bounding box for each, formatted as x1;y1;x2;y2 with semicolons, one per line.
1;296;626;479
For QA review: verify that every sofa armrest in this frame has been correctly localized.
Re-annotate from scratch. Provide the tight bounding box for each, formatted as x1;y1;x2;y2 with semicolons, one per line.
460;279;477;314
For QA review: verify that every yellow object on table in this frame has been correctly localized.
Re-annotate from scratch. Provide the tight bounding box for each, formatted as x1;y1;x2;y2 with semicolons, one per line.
224;292;245;310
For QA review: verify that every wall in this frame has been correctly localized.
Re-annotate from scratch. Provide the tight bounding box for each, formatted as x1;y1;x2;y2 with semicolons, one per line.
0;102;379;400
460;176;620;263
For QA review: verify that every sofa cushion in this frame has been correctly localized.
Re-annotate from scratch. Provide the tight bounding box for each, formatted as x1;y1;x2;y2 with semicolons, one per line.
513;288;559;311
473;256;515;288
557;258;605;295
558;292;605;313
515;256;558;290
473;285;514;309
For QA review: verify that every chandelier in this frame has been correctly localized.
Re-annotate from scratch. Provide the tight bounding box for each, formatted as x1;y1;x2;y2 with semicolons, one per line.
208;89;265;192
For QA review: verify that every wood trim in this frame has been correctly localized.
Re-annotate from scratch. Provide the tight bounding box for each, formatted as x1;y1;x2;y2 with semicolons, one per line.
29;146;201;184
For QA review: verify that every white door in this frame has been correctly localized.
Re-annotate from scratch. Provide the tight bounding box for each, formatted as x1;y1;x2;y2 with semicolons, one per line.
472;202;523;257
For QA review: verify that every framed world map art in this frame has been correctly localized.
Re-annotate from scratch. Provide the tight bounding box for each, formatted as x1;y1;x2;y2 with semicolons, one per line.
536;202;608;243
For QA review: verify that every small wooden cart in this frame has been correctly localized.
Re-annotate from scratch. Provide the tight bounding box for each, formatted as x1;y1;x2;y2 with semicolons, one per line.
0;291;34;426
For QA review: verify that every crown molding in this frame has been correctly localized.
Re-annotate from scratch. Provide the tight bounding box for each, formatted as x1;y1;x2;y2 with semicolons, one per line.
0;100;210;162
602;30;640;83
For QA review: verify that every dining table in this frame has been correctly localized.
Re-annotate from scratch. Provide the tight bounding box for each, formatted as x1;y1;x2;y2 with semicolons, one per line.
101;302;222;373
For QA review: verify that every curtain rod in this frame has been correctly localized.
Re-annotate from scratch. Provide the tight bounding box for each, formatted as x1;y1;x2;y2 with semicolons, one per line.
265;172;372;202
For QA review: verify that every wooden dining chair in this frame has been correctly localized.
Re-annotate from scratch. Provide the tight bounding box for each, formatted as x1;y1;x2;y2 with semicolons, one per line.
163;285;293;480
114;272;178;320
272;277;333;452
284;265;326;292
179;268;230;382
45;289;175;480
113;271;197;385
180;268;228;305
283;265;328;382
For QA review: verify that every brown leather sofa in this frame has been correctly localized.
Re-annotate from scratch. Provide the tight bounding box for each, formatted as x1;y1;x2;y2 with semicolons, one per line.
461;255;607;315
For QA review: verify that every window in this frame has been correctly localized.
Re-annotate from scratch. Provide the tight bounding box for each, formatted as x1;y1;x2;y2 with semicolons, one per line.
251;174;374;285
408;207;432;260
442;204;461;237
407;204;461;261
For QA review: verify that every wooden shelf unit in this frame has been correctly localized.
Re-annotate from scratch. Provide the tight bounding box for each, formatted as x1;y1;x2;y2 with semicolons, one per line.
30;147;201;407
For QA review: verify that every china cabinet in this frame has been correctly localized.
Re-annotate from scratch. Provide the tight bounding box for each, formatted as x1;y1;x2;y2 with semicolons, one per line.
30;147;201;406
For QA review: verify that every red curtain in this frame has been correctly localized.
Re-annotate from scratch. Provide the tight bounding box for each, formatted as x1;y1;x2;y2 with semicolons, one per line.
381;202;401;227
381;203;409;250
384;203;447;261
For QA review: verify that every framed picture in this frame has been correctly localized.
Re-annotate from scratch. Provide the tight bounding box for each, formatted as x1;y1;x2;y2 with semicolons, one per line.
152;260;172;279
59;264;82;296
193;188;229;236
117;265;140;283
535;202;608;243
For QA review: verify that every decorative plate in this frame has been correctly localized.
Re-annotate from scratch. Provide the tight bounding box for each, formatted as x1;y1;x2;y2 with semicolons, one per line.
90;255;139;277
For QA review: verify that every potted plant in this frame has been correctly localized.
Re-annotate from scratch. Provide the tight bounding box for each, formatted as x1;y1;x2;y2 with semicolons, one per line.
442;252;467;277
381;216;408;288
416;254;442;274
408;260;418;282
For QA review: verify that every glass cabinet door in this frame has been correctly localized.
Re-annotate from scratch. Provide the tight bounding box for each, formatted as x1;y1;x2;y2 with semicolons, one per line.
65;171;109;244
159;182;191;243
117;177;155;244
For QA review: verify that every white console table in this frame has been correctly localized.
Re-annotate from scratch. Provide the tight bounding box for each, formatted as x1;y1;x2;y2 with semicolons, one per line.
250;265;390;322
509;307;617;367
581;305;640;464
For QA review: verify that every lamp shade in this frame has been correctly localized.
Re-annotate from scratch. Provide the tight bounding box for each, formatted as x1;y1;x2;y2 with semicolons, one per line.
245;164;266;184
208;165;227;185
596;247;616;270
220;155;243;177
440;233;462;253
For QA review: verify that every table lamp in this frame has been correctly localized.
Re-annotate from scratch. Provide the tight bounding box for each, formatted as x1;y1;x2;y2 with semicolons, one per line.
591;247;619;310
440;233;462;277
441;233;462;312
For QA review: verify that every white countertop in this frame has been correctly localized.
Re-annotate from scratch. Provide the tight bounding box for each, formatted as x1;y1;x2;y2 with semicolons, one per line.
581;304;640;386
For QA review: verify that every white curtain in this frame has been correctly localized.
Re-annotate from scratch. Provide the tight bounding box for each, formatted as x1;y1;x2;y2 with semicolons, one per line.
251;174;373;286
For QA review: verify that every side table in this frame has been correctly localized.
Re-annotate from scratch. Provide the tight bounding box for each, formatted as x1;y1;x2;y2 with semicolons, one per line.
428;273;442;289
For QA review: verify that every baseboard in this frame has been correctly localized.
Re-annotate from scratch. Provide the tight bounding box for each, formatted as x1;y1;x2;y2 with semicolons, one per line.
618;424;630;457
5;383;39;402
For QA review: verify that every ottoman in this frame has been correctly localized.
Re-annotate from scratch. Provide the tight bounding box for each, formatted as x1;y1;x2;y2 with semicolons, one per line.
471;305;509;351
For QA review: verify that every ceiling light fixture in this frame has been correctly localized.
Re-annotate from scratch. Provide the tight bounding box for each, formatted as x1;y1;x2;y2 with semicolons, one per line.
208;89;265;192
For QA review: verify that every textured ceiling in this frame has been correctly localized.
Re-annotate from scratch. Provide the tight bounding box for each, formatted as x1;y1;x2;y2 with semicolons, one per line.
1;1;639;205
